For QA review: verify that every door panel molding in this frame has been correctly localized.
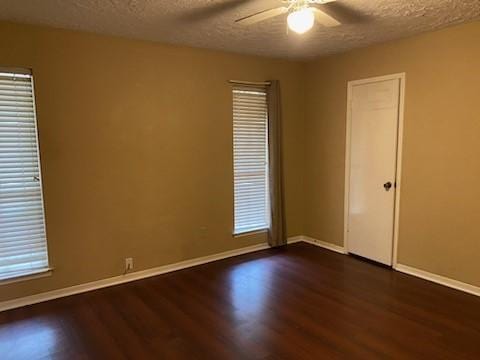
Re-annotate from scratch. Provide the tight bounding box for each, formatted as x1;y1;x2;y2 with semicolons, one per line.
344;73;406;268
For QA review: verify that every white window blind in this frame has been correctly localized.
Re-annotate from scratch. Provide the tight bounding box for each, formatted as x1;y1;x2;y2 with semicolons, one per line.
233;85;270;235
0;70;49;281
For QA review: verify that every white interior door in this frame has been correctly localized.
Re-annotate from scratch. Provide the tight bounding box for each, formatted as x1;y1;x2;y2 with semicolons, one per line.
346;77;401;265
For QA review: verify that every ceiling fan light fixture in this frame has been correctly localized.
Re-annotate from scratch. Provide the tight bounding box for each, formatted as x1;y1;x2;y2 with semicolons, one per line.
287;7;315;34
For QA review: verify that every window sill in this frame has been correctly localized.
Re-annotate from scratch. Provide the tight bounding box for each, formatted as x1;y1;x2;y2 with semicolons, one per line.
0;268;53;286
234;228;268;238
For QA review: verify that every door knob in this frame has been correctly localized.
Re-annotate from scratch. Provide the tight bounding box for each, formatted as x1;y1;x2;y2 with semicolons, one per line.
383;182;392;191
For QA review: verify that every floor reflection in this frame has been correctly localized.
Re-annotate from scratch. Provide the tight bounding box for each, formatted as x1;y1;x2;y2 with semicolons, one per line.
0;318;59;359
229;259;274;323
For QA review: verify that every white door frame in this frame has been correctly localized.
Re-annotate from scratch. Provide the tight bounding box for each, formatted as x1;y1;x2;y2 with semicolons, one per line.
343;73;406;268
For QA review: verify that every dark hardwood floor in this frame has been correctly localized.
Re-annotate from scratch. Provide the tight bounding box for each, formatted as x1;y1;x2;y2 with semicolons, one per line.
1;242;480;359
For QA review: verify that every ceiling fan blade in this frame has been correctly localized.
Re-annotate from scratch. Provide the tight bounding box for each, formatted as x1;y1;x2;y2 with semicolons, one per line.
236;7;288;25
311;7;341;27
313;2;370;25
179;0;256;22
313;0;337;4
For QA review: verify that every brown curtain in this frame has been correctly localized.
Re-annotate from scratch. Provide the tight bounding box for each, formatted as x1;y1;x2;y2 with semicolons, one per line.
267;80;287;247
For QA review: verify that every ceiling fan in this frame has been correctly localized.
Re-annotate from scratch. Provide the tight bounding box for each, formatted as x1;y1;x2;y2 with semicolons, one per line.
235;0;341;34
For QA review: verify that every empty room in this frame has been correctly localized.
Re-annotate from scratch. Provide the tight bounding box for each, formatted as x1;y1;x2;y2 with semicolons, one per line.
0;0;479;358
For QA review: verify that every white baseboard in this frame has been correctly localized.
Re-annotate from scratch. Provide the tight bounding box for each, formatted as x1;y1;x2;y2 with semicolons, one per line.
0;242;270;312
295;236;480;297
297;235;347;254
3;237;478;312
297;236;480;298
395;264;480;297
287;236;304;244
0;237;315;312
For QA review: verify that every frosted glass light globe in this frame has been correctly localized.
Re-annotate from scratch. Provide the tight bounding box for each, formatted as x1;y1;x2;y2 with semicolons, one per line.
287;7;315;34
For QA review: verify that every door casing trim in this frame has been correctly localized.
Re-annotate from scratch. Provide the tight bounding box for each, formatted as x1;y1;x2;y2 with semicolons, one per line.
344;73;406;268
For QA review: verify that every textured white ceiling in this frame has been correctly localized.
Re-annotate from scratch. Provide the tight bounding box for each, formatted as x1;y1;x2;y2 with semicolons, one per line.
0;0;479;60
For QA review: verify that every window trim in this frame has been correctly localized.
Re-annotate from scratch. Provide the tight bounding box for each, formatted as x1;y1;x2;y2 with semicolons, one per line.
232;85;270;236
30;70;51;273
233;228;268;238
0;267;53;286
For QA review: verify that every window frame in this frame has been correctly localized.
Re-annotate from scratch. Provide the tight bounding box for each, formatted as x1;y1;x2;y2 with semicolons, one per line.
232;85;270;236
0;68;51;284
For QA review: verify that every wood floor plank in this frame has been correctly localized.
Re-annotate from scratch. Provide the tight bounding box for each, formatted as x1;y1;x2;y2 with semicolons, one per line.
0;242;479;359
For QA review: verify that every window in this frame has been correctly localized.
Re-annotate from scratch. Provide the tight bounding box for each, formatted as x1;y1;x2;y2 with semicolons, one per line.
0;69;49;281
233;85;270;235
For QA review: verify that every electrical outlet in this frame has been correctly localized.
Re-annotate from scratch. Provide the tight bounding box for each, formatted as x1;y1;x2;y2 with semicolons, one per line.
125;258;134;272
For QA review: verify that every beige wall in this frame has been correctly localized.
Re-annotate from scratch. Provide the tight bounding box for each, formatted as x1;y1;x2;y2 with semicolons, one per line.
2;19;479;303
0;22;306;302
305;21;480;287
